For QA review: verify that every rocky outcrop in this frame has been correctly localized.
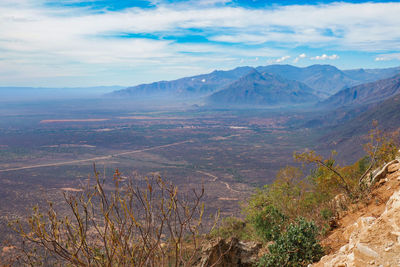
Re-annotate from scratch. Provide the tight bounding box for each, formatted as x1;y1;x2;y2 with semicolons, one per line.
314;162;400;267
363;159;400;187
195;237;261;267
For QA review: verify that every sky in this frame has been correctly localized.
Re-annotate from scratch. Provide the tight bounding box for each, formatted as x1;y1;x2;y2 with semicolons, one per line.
0;0;400;87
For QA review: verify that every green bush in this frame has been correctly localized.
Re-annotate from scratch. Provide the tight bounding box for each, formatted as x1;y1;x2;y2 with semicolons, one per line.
251;205;286;242
258;218;324;267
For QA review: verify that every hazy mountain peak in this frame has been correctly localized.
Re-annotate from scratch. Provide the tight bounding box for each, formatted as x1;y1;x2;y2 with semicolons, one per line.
207;71;319;106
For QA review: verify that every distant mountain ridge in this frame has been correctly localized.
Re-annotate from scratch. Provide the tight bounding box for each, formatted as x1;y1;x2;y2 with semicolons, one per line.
256;65;400;95
110;64;400;106
111;67;253;98
255;64;356;95
321;73;400;107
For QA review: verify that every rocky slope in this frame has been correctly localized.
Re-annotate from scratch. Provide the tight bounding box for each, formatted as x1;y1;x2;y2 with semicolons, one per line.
313;160;400;267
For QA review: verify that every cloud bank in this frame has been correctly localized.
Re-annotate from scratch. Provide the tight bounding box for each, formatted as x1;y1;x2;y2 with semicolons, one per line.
311;54;339;60
0;1;399;86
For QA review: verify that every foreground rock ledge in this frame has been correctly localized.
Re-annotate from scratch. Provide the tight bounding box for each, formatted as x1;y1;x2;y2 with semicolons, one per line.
313;182;400;266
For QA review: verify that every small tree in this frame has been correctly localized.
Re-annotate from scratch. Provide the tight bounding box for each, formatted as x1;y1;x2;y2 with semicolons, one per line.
294;150;353;197
360;120;399;185
267;166;307;218
295;121;399;198
11;166;210;267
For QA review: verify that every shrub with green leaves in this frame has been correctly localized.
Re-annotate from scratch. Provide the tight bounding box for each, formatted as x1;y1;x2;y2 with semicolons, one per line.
251;205;286;242
258;218;324;267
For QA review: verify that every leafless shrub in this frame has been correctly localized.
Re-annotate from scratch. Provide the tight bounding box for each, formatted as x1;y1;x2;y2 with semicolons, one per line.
10;165;212;266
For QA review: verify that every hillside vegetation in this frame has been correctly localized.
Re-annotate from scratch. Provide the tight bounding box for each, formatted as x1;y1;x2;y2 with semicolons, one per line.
210;122;399;266
2;121;398;266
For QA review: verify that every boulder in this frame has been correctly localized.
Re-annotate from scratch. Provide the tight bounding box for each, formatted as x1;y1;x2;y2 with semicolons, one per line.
388;163;400;173
195;237;261;267
361;159;399;188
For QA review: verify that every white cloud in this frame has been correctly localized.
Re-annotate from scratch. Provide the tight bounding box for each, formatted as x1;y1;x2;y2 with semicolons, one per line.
0;1;399;85
375;53;400;61
276;56;290;63
270;55;291;64
293;53;306;63
311;54;339;60
190;0;232;6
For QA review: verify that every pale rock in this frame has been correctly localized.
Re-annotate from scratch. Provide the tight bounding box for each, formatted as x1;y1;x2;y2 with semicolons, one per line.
386;241;394;247
355;243;379;259
387;163;400;173
366;159;399;187
347;253;355;262
313;187;400;267
339;244;349;253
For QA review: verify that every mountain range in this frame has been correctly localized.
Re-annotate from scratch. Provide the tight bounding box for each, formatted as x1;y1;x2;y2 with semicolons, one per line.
110;64;400;107
256;65;400;95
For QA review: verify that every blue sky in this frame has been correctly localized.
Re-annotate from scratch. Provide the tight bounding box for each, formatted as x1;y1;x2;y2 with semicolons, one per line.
0;0;399;87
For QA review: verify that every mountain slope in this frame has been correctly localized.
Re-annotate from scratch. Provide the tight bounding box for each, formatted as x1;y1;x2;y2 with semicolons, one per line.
310;93;400;164
111;67;253;98
256;64;357;95
321;74;400;107
328;93;400;138
207;70;319;106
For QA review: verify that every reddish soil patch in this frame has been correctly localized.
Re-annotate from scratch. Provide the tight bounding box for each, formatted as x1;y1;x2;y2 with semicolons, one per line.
321;167;400;254
118;116;185;120
40;119;109;123
60;187;83;192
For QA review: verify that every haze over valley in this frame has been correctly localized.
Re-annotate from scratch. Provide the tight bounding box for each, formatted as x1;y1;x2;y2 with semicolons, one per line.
1;0;400;265
2;63;400;227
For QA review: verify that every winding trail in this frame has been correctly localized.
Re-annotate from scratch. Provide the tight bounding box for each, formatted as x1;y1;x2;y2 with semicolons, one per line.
196;170;240;193
0;140;192;173
196;170;218;182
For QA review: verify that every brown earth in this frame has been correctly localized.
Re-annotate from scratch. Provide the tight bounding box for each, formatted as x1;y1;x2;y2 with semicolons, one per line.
40;119;109;123
314;161;400;266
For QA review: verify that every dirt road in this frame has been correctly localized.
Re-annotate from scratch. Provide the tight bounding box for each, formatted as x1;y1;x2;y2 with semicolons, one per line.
196;170;240;193
0;140;192;173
